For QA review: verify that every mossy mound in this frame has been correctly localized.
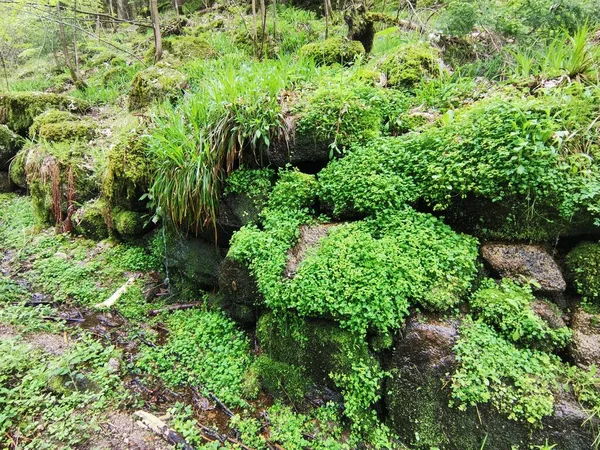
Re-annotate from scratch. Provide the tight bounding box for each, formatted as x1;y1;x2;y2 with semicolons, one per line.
111;207;146;237
8;149;27;188
379;43;440;87
0;124;25;170
73;199;109;240
127;66;187;111
257;312;378;398
566;242;600;305
300;37;365;66
38;121;96;143
29;109;76;139
102;126;151;211
24;142;98;226
146;36;215;62
0;92;88;136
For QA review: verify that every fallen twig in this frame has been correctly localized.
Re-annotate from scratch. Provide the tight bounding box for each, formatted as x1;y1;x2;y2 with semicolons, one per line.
209;393;235;418
94;277;136;309
134;410;193;450
148;303;203;316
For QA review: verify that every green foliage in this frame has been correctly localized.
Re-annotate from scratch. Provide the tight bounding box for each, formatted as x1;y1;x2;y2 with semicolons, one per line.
0;92;88;135
566;242;600;305
439;1;478;36
451;319;563;425
510;25;599;80
378;43;440;88
0;335;124;448
128;66;187;111
148;56;319;232
137;308;252;407
471;279;571;351
223;167;275;214
232;172;478;335
300;37;365;66
296;84;383;153
319;138;418;216
0;123;24;168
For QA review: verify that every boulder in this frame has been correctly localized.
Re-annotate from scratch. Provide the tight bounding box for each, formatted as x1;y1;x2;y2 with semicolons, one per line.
481;243;566;294
0;124;24;170
284;223;337;278
386;314;595;449
218;258;262;323
531;299;566;330
570;307;600;369
166;233;224;290
0;171;11;193
127;66;187;111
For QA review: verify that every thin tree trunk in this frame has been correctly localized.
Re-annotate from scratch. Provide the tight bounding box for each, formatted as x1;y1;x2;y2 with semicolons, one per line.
150;0;162;63
0;53;9;91
324;0;330;39
73;0;80;75
272;0;277;42
56;2;81;86
252;0;258;56
259;0;267;57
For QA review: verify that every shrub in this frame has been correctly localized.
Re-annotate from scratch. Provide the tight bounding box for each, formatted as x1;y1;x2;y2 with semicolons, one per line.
300;37;365;66
451;319;563;425
565;242;600;305
471;279;571;351
378;43;440;88
127;66;187;111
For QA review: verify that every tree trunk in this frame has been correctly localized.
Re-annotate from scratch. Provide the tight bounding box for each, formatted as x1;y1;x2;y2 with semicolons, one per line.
150;0;163;63
56;2;83;87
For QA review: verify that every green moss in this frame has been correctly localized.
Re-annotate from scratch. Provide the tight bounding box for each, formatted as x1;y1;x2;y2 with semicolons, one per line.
127;66;187;111
300;37;365;66
25;142;98;226
0;92;88;135
8;149;27;188
471;279;571;351
147;36;215;62
379;43;440;88
73;199;109;240
102;126;151;211
256;312;384;434
0;124;24;170
37;120;96;143
111;207;146;237
253;355;309;403
566;242;600;305
29;109;76;139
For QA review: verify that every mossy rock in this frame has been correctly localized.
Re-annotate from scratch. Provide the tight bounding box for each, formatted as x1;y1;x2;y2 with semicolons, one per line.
0;124;25;170
9;149;27;188
379;43;440;88
102;126;151;211
111;207;146;237
127;66;187;111
252;355;310;403
29;109;76;139
300;37;365;66
256;312;377;390
0;92;88;136
566;242;600;304
73;199;109;240
146;36;215;62
164;232;224;290
37;120;96;143
25;142;98;226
